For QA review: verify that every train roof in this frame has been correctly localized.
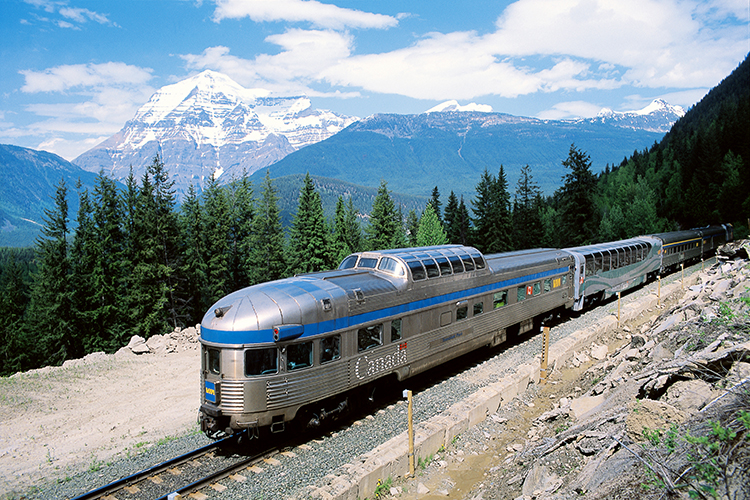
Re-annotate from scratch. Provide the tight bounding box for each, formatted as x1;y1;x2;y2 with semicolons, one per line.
565;237;654;256
484;248;570;273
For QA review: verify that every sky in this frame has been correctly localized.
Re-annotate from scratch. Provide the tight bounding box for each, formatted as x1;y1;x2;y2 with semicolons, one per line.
1;0;748;161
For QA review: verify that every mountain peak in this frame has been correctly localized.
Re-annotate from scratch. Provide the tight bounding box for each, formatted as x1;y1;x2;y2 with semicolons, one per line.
74;71;357;199
592;99;684;133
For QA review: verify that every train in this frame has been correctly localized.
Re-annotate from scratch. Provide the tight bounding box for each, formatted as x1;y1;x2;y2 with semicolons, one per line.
198;224;733;439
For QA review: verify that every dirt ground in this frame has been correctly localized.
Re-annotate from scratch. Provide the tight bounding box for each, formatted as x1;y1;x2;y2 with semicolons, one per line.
0;342;200;496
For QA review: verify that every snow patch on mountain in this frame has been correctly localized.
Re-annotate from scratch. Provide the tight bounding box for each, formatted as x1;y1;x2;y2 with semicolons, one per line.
73;70;357;199
591;99;685;132
425;100;493;113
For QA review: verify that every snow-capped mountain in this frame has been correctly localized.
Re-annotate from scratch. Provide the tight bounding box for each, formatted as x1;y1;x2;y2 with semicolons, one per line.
588;99;685;133
425;100;493;113
73;70;357;198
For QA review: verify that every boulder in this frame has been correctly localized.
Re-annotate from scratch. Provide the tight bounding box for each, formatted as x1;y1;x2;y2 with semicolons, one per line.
626;399;686;442
127;335;150;354
570;394;606;419
662;379;716;413
590;344;608;360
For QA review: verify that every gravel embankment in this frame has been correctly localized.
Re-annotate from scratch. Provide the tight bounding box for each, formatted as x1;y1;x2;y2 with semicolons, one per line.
29;261;706;500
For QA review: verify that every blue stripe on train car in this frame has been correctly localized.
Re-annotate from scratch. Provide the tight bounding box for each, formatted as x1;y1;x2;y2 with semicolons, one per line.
201;266;570;345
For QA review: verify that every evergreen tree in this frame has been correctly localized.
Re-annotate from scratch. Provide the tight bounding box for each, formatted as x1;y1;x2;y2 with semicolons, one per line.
227;174;255;291
456;196;472;246
416;203;448;246
406;209;420;247
91;173;127;349
429;186;443;224
128;155;180;338
557;144;599;246
512;165;543;249
0;252;30;375
26;179;74;367
250;171;286;283
287;173;333;275
366;180;402;250
69;181;97;356
391;204;407;249
472;167;512;253
443;191;460;244
201;174;231;307
332;196;362;263
178;184;207;325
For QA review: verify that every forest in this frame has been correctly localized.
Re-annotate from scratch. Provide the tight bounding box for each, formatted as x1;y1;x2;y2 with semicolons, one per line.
0;54;747;376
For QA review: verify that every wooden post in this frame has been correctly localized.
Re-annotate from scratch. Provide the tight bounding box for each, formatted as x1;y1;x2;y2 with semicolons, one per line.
407;390;415;476
617;292;621;326
657;276;661;306
681;263;684;289
540;326;550;384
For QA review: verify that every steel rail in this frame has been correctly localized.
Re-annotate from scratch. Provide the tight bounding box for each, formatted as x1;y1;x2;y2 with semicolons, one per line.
69;433;240;500
156;449;278;500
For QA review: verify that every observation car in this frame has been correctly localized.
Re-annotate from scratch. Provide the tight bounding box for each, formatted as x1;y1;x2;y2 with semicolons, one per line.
199;225;732;439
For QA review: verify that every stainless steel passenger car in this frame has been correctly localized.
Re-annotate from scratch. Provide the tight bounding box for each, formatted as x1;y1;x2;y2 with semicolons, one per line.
199;245;574;438
199;226;733;439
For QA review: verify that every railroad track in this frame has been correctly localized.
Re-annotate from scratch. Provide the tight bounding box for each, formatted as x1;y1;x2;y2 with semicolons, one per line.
70;433;276;500
69;259;713;500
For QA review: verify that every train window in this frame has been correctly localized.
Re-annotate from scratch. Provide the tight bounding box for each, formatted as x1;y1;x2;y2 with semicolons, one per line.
436;257;452;275
440;311;452;327
461;255;475;271
471;254;485;269
533;282;541;295
517;287;526;302
493;291;507;308
422;259;440;278
562;275;567;286
391;319;402;342
320;335;341;364
602;253;610;272
358;324;383;352
245;347;278;376
585;256;594;276
473;302;484;315
448;255;464;273
287;341;313;371
378;257;405;276
594;253;603;273
358;257;377;268
339;255;358;269
543;279;551;292
407;261;426;281
208;348;221;375
457;305;468;320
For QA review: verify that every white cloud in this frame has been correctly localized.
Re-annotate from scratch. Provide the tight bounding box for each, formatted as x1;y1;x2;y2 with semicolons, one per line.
181;30;356;95
36;136;110;160
20;62;153;93
23;0;115;28
185;0;746;104
211;0;398;30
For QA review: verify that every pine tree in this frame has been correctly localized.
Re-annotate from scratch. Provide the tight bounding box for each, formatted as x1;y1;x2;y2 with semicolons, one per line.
178;184;207;325
227;174;255;291
558;144;599;246
456;195;472;246
69;181;97;355
512;165;543;249
443;191;460;244
472;167;512;253
406;209;420;247
92;173;127;349
201;174;231;306
332;196;362;263
0;252;30;375
367;180;402;251
26;179;74;367
429;186;443;224
250;171;286;284
416;203;448;246
128;155;180;338
287;173;333;275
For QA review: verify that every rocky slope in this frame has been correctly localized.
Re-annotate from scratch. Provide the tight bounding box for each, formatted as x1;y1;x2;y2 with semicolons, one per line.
393;243;750;500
